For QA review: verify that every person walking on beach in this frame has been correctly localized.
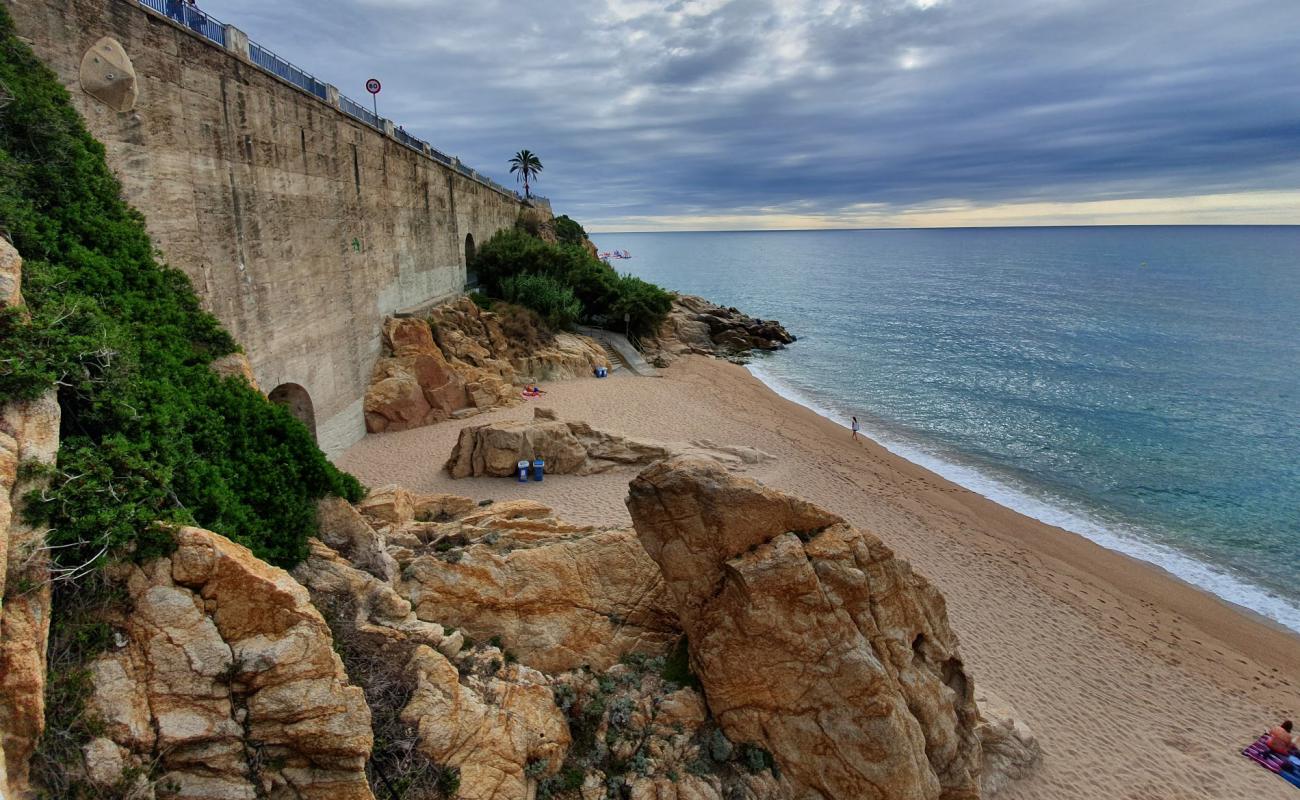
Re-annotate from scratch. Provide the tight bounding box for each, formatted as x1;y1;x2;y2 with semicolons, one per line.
851;416;860;442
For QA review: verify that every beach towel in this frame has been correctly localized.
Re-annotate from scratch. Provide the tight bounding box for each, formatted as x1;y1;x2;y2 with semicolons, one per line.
1242;734;1300;790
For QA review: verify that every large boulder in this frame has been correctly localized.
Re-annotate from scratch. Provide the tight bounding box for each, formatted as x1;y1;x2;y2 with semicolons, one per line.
365;306;613;433
976;689;1042;796
365;317;475;433
83;527;375;799
0;240;59;799
627;458;983;800
402;505;678;671
446;409;771;479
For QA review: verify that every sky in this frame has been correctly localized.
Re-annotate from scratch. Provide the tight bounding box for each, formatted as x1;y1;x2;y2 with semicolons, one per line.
200;0;1300;231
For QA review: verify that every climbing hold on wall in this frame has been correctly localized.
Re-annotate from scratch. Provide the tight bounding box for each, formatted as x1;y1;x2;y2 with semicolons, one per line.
79;37;138;112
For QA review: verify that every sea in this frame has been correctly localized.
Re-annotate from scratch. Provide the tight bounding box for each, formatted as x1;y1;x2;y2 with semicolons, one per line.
592;226;1300;633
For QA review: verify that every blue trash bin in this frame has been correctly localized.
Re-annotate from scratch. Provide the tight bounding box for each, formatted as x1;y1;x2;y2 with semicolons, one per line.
532;458;545;481
517;460;529;483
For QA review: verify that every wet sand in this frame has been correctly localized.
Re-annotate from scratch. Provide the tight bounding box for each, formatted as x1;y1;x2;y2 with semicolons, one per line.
340;356;1300;799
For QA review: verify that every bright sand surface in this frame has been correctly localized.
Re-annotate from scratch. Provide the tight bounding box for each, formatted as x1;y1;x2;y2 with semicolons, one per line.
339;356;1300;799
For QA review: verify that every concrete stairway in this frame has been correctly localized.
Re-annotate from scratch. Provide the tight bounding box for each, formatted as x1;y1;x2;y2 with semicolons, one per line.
576;326;662;377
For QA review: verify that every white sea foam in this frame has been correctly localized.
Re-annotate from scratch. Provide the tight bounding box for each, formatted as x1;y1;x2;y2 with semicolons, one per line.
746;361;1300;634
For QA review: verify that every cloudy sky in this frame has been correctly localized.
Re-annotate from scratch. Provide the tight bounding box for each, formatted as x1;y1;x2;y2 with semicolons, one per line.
202;0;1300;230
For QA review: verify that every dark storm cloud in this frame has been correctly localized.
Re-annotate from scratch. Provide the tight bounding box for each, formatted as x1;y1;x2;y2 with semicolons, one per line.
200;0;1300;226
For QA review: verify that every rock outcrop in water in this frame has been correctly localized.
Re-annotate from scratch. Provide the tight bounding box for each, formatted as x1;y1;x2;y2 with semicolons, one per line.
365;299;610;433
627;457;987;800
446;407;772;479
642;294;795;363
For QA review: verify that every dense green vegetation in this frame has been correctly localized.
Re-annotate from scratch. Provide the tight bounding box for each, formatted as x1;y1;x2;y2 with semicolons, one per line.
0;6;361;571
498;273;583;329
471;227;672;338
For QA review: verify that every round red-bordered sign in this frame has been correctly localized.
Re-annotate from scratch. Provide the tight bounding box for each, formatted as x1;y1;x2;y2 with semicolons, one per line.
365;78;381;94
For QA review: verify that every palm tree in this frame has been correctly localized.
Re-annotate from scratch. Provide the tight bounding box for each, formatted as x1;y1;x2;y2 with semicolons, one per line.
508;150;543;199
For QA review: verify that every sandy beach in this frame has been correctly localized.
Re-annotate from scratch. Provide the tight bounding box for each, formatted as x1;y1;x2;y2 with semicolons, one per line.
339;356;1300;799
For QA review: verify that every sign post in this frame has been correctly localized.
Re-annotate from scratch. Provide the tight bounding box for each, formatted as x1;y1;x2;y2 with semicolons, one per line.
365;78;381;120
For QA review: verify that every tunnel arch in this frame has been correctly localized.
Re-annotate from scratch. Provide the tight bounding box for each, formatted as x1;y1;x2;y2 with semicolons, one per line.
464;232;478;288
268;383;317;442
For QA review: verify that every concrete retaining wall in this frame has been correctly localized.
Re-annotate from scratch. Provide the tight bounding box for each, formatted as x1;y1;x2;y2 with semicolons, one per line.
8;0;530;454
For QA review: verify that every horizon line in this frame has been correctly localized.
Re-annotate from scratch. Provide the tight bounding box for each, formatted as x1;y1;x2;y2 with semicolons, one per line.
587;221;1300;235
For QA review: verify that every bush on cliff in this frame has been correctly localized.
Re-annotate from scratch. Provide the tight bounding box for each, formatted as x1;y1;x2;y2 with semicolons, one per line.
471;228;671;337
553;214;587;246
0;6;362;570
499;273;583;329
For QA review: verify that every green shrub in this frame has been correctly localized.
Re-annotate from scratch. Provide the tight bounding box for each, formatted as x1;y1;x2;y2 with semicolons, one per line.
470;227;672;338
498;273;582;330
0;6;361;571
611;273;673;338
553;214;587;246
469;290;493;311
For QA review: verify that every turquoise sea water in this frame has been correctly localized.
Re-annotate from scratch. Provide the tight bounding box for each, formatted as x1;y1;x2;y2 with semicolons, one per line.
593;226;1300;632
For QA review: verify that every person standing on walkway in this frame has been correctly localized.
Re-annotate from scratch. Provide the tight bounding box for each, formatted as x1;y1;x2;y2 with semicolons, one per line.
851;416;860;441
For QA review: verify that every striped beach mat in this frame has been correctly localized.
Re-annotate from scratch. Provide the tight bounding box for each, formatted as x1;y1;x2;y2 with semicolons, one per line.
1242;734;1300;789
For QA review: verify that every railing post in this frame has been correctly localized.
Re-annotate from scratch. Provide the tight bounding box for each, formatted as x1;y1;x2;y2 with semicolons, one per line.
326;84;340;109
223;24;250;60
382;119;395;137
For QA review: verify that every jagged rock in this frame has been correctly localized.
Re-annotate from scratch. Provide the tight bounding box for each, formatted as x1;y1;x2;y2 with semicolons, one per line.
294;526;574;800
642;295;794;363
976;689;1042;796
293;538;463;659
365;300;611;433
316;496;399;582
402;645;570;800
365;317;475;433
445;409;772;479
429;297;611;384
354;485;476;529
627;458;984;800
402;505;677;671
0;241;59;799
0;238;21;309
86;527;375;799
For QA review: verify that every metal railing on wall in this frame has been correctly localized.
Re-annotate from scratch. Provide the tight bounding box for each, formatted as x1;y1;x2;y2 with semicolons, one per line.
338;94;381;129
141;0;225;47
134;0;533;204
249;42;327;101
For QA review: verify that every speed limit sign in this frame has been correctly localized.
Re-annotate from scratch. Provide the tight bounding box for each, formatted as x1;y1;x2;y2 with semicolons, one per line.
365;78;381;94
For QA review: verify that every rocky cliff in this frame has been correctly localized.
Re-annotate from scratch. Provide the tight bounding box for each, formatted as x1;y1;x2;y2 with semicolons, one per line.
0;240;60;800
365;299;610;433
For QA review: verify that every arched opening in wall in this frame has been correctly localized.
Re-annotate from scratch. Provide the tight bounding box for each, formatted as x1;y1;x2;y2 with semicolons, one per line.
464;233;478;289
268;383;317;442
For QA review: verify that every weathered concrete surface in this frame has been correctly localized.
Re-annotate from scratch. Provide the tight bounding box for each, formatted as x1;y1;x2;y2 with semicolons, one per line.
9;0;530;454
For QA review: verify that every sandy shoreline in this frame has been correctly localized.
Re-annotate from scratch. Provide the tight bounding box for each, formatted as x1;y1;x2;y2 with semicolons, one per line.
340;356;1300;799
